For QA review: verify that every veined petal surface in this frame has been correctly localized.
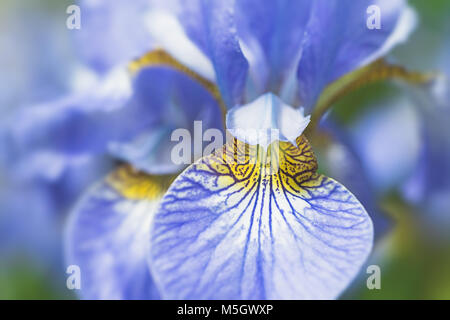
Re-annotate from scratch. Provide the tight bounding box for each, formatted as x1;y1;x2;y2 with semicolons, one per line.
149;136;373;299
65;165;174;299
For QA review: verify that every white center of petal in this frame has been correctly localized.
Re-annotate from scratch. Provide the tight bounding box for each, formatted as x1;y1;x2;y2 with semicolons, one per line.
226;93;310;147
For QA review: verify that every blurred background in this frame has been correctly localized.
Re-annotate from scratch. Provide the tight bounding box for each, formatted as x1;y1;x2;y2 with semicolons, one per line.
0;0;449;299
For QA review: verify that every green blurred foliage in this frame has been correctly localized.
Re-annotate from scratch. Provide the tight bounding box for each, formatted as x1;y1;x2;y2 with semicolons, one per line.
0;256;74;300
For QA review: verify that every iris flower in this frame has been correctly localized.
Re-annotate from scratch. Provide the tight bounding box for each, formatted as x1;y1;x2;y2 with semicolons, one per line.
5;0;418;299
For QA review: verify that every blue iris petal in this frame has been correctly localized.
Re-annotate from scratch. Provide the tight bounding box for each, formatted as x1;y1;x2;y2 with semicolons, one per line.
319;119;391;240
75;0;155;73
403;78;450;227
149;137;373;299
5;69;135;157
0;180;58;263
65;167;165;299
351;96;421;191
5;65;223;175
235;0;312;94
176;0;249;107
297;0;416;110
108;66;224;174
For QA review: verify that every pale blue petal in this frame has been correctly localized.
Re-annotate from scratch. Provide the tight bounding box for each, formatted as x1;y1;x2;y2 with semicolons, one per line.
5;66;223;175
351;98;421;191
144;10;216;81
297;0;416;110
75;0;155;72
226;93;310;147
0;1;76;109
235;0;312;94
319;120;391;240
0;180;58;262
65;167;164;299
0;152;113;272
402;78;450;227
5;69;135;157
175;0;249;107
149;138;373;299
108;66;224;174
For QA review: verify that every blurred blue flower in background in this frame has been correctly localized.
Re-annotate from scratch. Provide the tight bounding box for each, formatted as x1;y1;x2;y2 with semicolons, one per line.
340;15;450;234
0;0;91;279
348;76;450;232
403;77;450;230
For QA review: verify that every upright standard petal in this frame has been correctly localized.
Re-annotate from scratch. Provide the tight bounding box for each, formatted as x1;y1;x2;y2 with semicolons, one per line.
65;165;174;299
176;0;249;107
235;0;312;94
149;136;373;299
75;0;155;72
297;0;417;110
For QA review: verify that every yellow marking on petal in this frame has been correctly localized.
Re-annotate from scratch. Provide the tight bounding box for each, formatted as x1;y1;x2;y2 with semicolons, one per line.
194;134;318;196
107;165;176;200
129;48;227;116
